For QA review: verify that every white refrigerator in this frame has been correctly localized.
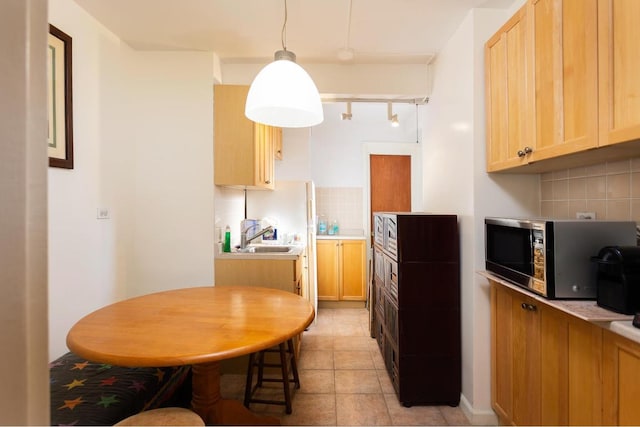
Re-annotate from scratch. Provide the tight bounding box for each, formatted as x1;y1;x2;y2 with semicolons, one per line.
246;180;318;317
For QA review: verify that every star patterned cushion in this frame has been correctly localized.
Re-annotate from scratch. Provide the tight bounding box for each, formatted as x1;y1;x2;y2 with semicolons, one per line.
50;352;191;426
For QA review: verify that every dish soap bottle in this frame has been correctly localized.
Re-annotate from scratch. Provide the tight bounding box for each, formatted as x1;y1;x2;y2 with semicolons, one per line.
223;225;231;252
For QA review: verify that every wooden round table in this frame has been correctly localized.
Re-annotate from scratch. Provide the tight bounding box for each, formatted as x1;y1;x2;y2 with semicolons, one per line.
67;286;315;425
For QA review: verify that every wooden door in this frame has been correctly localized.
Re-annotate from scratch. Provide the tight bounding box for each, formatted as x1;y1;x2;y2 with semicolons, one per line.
530;0;598;162
540;304;602;425
485;5;532;171
370;155;411;238
491;282;541;426
598;0;640;147
316;240;339;300
491;283;514;424
603;330;640;425
340;240;366;301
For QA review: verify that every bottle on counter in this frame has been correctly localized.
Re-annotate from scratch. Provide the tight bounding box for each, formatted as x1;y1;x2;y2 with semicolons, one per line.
318;215;327;235
223;225;231;252
331;220;339;235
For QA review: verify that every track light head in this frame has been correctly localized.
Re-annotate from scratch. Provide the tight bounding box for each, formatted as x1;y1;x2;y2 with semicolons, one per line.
387;102;399;127
341;102;352;120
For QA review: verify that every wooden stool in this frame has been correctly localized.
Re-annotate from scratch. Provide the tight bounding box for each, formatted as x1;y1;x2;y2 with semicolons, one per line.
114;407;204;426
244;339;300;414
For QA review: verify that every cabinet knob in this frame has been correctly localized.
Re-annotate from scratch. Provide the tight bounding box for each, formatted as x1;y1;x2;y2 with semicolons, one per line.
521;302;537;311
265;180;271;184
517;147;533;158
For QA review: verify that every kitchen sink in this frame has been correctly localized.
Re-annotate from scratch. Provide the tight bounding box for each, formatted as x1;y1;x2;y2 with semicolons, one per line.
249;245;292;253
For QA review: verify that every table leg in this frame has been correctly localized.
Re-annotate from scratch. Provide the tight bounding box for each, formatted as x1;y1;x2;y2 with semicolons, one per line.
191;361;280;425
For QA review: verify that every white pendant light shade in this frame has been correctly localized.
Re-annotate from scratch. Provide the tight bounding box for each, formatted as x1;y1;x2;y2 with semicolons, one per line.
245;52;324;128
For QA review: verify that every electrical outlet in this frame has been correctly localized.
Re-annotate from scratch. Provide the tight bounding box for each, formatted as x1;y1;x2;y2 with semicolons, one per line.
576;211;596;220
97;208;110;219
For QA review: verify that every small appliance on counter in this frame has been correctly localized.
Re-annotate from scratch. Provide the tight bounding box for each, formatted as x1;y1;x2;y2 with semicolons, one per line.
592;246;640;314
485;217;637;299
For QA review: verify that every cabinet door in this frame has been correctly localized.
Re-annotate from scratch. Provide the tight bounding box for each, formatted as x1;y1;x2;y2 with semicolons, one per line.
317;240;339;300
214;84;274;189
491;283;541;425
530;0;598;162
540;305;602;425
598;0;640;147
253;123;274;189
340;240;366;301
602;330;640;425
485;5;533;172
214;85;255;186
273;126;283;160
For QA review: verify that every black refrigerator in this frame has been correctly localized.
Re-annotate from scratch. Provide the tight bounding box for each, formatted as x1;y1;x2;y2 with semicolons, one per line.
372;212;460;407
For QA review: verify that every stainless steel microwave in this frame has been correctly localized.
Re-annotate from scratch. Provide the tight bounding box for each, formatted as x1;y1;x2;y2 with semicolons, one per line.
485;217;637;299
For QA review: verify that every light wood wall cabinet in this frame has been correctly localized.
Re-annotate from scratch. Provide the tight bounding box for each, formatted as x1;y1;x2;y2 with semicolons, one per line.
598;0;640;147
213;85;280;189
317;239;366;301
529;0;599;162
491;280;618;426
485;0;640;173
485;5;532;172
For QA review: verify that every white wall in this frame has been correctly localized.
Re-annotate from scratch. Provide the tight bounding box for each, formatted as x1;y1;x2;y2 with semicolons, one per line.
125;51;215;297
310;102;420;187
48;0;215;359
48;0;134;360
422;4;538;424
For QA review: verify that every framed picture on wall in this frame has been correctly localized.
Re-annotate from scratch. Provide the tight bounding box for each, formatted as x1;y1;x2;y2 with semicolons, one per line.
48;24;74;169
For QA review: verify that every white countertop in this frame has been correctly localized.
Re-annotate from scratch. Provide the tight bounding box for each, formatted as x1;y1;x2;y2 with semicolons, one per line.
480;271;639;344
480;271;633;322
317;234;366;240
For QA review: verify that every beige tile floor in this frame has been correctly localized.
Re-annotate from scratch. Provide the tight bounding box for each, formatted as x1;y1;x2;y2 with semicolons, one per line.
219;307;471;426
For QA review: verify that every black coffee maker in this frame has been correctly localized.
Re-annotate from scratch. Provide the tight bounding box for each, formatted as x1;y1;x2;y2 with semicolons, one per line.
592;246;640;316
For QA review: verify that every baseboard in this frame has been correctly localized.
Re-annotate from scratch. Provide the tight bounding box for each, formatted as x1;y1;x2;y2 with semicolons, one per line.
459;393;499;425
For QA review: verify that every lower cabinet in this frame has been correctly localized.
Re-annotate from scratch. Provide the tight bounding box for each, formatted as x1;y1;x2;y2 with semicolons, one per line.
602;330;640;425
317;239;366;301
491;281;602;426
214;257;302;295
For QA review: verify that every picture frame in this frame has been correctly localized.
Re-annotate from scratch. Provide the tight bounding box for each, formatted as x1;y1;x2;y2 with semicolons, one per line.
48;24;74;169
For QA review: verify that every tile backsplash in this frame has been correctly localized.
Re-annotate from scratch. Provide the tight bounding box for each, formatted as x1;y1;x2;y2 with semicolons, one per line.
315;187;364;235
540;157;640;223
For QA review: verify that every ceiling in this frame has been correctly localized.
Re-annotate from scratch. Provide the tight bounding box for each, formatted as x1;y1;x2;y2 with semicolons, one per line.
73;0;515;65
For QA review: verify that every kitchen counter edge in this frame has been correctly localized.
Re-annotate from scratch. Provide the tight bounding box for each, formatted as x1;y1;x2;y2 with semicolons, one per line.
479;270;639;345
316;235;366;240
215;245;305;260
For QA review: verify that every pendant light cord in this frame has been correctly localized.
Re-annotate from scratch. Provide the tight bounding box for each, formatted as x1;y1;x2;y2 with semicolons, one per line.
281;0;288;51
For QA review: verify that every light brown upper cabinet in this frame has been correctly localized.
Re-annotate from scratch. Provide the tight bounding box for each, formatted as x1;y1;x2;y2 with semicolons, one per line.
214;84;279;189
485;0;640;173
485;5;532;172
529;0;599;162
598;0;640;147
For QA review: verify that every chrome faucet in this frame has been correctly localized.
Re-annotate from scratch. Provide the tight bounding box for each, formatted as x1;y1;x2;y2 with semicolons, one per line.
240;225;274;249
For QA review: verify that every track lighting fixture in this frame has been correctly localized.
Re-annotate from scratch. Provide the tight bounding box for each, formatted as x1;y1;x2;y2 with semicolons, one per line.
245;0;323;128
387;102;399;127
341;102;352;120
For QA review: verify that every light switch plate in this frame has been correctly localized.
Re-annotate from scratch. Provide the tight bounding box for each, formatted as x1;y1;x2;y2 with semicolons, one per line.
97;208;110;219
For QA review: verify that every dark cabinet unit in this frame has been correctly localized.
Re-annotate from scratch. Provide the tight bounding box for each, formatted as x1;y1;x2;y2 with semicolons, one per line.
372;212;460;406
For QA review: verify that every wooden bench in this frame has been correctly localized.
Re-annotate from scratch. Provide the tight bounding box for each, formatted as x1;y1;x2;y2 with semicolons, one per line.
50;352;192;426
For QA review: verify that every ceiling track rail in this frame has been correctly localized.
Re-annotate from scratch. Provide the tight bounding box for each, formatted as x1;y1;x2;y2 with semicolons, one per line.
321;96;428;105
